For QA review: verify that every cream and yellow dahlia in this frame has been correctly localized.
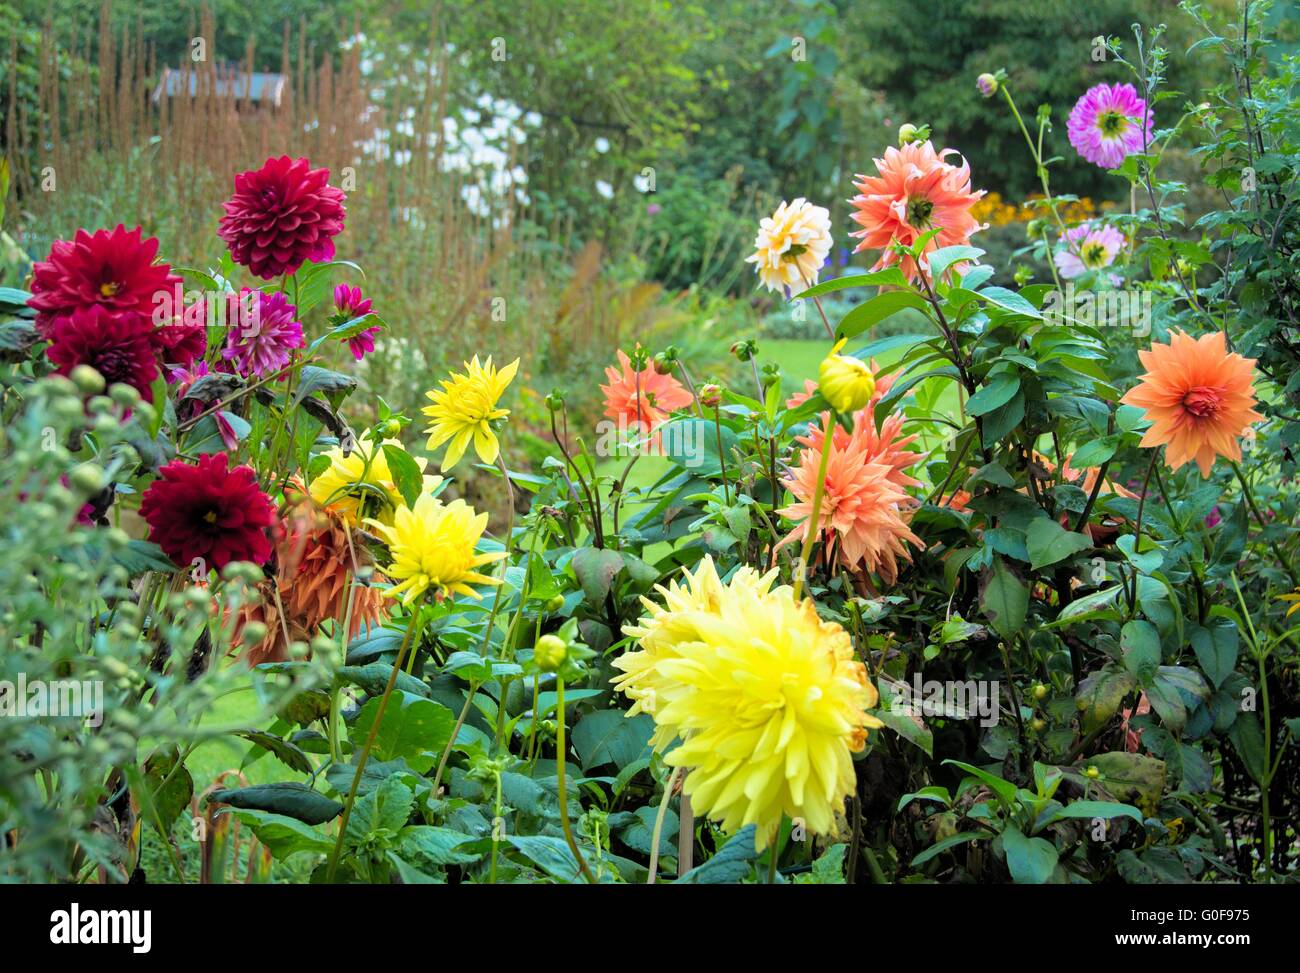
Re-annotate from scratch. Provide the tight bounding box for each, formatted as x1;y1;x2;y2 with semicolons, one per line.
308;434;441;527
364;492;504;605
422;355;519;470
744;198;833;297
615;556;881;849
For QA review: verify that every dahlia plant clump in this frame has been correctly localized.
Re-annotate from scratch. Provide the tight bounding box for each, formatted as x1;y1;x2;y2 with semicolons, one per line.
1;12;1298;892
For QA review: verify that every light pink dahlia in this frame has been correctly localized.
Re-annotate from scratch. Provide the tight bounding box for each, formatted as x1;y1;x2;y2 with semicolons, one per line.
1067;83;1153;169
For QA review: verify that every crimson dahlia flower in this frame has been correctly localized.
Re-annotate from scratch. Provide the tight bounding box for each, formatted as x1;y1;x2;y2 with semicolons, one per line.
45;307;159;401
139;453;276;571
218;156;347;279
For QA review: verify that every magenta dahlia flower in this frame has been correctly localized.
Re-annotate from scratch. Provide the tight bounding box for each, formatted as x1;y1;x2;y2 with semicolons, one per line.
45;306;159;401
27;224;182;338
1054;223;1126;279
332;283;382;361
139;453;275;571
218;156;347;280
221;289;305;378
1067;83;1153;169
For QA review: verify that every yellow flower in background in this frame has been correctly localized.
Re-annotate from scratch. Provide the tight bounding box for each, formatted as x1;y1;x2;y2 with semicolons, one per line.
365;493;504;605
615;557;882;850
422;355;520;470
309;434;442;526
818;338;876;413
1280;590;1300;618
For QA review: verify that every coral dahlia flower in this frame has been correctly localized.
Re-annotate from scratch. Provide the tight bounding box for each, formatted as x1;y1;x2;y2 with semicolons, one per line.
422;355;520;470
27;224;182;338
139;453;276;571
778;416;924;584
1054;223;1125;280
1067;83;1153;169
744;198;833;297
848;140;985;283
218;155;347;280
365;493;505;605
221;289;305;378
600;349;693;437
45;307;159;401
1120;330;1263;477
235;493;388;666
615;556;882;850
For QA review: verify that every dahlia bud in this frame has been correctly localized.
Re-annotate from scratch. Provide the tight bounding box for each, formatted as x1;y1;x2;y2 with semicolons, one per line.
108;382;141;410
545;389;565;412
543;594;565;613
1084;766;1101;779
534;633;569;672
241;621;268;647
699;384;723;409
652;353;674;375
69;463;106;495
1030;718;1047;732
70;365;106;395
897;123;930;147
730;339;757;362
1032;683;1049;701
379;418;403;438
629;346;650;372
761;363;781;389
818;339;875;413
976;73;999;98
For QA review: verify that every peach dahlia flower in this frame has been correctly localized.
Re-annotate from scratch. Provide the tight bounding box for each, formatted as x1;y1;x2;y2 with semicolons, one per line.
848;140;985;283
600;349;694;435
1120;330;1263;478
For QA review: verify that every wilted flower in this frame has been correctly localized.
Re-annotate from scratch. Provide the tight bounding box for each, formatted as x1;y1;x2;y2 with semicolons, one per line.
139;453;276;572
422;355;519;470
1067;83;1153;169
744;198;833;297
848;141;985;283
27;224;181;339
1121;330;1263;478
218;155;347;280
365;493;505;605
614;556;881;850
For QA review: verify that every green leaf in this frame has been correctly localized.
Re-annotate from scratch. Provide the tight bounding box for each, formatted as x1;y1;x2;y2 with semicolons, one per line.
1075;666;1137;733
336;662;433;700
381;444;425;508
1120;620;1162;680
1228;711;1267;785
351;692;455;772
1189;622;1238;689
571;710;654;771
981;560;1027;639
928;244;985;281
1001;826;1058;884
345;776;413;846
507;834;614;883
1083;752;1166;806
238;730;314;775
943;759;1017;805
396;826;482;868
675;825;758;883
835;290;930;340
208;782;342;826
294;365;357;407
1026;519;1091;570
966;372;1021;416
799;267;911;297
220;809;332;860
571;547;626;606
910;831;982;866
1044;801;1144;825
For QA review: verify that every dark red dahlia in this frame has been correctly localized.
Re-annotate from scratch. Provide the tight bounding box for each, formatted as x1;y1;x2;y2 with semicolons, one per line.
27;224;182;338
139;453;275;571
217;156;347;280
45;306;159;401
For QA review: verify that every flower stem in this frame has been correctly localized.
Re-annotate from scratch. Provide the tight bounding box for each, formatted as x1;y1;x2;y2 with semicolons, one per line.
326;600;423;882
1230;460;1299;588
646;765;683;884
792;414;836;601
555;677;596;883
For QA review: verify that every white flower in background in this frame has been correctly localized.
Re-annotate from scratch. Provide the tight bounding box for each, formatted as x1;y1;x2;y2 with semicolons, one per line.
745;198;833;297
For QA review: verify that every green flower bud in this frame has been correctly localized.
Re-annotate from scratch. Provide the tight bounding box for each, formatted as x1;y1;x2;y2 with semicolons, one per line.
534;633;568;672
69;463;106;495
71;365;106;395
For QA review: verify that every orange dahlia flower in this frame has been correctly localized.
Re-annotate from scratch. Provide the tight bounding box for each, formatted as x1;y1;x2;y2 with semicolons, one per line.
600;348;694;435
235;489;388;666
777;414;924;584
848;140;985;283
1120;330;1263;477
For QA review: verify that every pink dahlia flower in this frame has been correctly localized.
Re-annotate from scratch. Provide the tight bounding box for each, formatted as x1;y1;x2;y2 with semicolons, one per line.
1054;223;1126;279
1067;83;1153;169
221;289;305;378
332;284;382;361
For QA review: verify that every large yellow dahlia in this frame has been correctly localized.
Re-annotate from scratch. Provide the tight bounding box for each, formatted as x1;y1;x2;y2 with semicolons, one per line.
364;493;504;605
615;557;882;849
422;355;520;470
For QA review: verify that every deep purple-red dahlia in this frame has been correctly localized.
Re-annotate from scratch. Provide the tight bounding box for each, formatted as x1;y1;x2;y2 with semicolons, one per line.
152;298;208;367
28;224;182;338
217;156;347;280
139;453;275;571
45;306;159;401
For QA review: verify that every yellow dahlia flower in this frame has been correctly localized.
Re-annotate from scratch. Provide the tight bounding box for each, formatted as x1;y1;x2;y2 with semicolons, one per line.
819;338;876;413
364;493;504;605
616;557;882;849
422;355;520;471
744;197;833;297
309;434;442;527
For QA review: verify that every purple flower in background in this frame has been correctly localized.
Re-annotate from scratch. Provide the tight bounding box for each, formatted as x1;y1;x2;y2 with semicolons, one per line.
221;289;304;378
1054;222;1126;279
332;283;382;362
1067;83;1153;169
646;202;661;216
1205;506;1222;529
